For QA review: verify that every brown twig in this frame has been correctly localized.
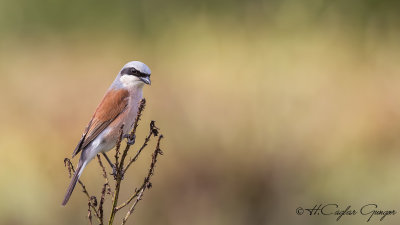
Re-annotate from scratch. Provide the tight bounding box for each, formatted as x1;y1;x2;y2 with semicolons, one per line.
108;99;146;225
116;134;164;211
99;183;107;223
130;98;146;138
88;202;93;225
96;155;113;223
121;135;164;224
64;158;102;223
121;187;145;225
124;120;159;174
97;155;113;195
114;124;124;169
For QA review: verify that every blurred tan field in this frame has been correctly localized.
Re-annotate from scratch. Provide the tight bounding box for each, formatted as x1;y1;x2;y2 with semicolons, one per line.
1;1;400;225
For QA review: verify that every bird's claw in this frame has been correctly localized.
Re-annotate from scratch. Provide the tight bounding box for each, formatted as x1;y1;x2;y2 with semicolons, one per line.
110;166;125;180
120;170;125;180
123;134;136;145
110;165;118;180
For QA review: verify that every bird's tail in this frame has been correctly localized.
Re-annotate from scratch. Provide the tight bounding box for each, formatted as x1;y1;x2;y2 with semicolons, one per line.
62;160;87;206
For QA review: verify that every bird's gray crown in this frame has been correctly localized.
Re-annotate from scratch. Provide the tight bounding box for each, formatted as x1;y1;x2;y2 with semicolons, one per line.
120;61;151;77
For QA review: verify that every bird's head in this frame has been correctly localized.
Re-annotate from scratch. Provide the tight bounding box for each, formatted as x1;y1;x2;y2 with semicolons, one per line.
118;61;151;88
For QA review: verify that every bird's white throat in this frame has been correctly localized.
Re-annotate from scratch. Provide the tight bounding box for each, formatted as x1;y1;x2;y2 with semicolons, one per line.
119;74;145;89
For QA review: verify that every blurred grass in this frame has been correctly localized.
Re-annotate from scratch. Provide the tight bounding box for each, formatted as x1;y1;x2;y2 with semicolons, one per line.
1;1;400;225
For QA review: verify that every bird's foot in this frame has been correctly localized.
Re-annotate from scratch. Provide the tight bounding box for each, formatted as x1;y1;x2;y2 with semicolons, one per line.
120;170;125;180
110;165;118;180
123;134;136;145
110;166;125;180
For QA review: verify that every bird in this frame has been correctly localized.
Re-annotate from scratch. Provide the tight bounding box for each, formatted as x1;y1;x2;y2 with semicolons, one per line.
62;61;151;206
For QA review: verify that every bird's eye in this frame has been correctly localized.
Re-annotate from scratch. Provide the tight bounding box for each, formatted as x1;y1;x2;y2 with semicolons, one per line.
130;68;138;75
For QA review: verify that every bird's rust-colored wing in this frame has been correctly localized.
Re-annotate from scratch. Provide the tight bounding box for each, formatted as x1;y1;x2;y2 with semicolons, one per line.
72;89;129;157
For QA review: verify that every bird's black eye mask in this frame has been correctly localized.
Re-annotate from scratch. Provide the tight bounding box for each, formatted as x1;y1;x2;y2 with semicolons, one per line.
121;67;150;78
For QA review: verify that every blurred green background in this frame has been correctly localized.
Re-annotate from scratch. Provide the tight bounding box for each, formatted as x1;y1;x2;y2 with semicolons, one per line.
1;0;400;224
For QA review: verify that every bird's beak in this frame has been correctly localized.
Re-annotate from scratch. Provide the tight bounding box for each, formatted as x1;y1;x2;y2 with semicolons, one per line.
140;76;151;85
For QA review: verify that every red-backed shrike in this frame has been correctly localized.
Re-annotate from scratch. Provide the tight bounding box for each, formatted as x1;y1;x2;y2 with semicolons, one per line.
62;61;151;206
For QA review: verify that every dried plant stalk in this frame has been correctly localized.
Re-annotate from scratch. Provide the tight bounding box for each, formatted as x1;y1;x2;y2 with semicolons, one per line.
63;98;165;225
121;135;164;225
